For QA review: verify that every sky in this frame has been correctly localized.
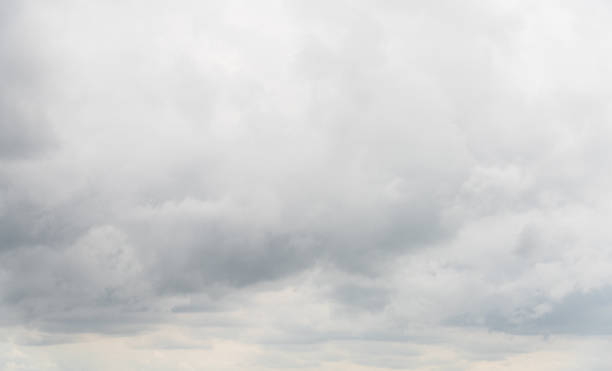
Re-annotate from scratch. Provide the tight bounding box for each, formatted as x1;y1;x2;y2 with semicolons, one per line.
2;0;612;370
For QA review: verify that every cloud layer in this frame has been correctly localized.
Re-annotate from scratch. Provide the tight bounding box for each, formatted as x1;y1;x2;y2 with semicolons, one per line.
2;0;612;369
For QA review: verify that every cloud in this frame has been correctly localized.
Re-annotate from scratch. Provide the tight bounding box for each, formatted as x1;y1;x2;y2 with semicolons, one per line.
2;0;612;369
0;1;55;160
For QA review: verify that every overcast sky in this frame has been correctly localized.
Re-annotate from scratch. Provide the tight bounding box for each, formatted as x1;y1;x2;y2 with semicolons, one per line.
2;0;612;370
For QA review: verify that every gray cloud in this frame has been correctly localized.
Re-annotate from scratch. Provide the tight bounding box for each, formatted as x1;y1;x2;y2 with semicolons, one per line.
0;1;55;160
446;286;612;336
2;0;612;369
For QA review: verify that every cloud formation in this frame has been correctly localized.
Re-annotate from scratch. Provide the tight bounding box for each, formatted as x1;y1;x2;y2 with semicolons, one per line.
2;0;612;369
